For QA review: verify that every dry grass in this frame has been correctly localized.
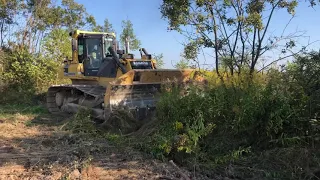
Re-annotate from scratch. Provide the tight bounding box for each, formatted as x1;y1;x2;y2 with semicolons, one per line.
0;106;207;180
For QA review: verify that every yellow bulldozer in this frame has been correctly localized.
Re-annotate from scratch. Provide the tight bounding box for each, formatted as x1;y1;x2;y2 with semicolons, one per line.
46;30;205;126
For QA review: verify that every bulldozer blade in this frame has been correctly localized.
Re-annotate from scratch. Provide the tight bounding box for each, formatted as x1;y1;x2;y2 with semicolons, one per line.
107;69;206;120
109;83;161;109
110;69;206;85
109;83;161;120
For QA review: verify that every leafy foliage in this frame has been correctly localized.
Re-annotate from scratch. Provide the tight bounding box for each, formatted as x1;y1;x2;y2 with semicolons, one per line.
64;109;99;135
0;0;20;46
0;49;60;103
287;51;320;96
161;0;316;75
103;18;115;32
0;0;97;103
139;52;320;178
8;0;97;53
42;28;72;61
60;0;96;30
153;53;165;69
174;58;191;69
120;19;141;51
91;18;115;32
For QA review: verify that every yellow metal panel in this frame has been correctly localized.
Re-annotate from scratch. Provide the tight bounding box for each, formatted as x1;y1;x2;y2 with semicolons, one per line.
110;70;135;85
97;77;116;87
138;70;194;83
72;30;116;38
108;69;204;86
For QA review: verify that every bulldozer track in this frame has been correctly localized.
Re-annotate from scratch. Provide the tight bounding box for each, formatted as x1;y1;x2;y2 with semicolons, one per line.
46;87;62;114
46;84;106;115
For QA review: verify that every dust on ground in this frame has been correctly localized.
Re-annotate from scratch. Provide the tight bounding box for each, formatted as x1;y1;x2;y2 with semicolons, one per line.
0;110;205;180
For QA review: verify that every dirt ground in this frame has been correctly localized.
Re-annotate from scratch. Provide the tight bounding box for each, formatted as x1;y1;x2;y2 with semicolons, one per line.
0;111;207;180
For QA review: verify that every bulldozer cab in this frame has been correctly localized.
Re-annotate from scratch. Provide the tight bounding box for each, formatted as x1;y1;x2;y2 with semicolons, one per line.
67;30;156;80
75;32;118;78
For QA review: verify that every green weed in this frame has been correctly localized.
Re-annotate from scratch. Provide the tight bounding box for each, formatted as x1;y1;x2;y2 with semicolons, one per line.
63;109;99;136
134;55;320;179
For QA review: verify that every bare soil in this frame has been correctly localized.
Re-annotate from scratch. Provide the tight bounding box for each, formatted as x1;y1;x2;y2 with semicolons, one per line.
0;112;204;180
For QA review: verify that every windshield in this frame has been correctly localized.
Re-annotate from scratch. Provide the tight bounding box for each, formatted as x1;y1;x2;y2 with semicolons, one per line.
105;37;114;57
87;38;103;68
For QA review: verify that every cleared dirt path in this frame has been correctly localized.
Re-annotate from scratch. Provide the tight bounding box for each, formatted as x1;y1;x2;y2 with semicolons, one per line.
0;111;203;180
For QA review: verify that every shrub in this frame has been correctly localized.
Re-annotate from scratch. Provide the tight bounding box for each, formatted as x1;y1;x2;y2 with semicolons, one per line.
0;49;61;104
64;109;99;135
286;51;320;118
142;63;319;175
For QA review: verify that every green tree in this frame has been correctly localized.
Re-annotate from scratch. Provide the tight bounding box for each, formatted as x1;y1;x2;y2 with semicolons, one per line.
0;0;21;47
120;19;141;51
103;18;114;32
174;58;190;69
41;28;72;61
61;0;96;30
153;53;165;69
15;0;97;52
0;0;98;103
0;49;60;102
91;18;114;32
91;24;103;32
161;0;317;76
287;51;320;96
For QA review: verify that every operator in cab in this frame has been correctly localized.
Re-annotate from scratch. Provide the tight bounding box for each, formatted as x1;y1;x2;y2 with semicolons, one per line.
88;42;102;68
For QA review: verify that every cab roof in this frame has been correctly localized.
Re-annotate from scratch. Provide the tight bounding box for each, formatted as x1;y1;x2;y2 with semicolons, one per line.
70;30;116;38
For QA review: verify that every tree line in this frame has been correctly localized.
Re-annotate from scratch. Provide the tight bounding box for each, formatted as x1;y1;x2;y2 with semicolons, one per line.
0;0;166;102
161;0;320;73
138;1;320;179
0;0;166;68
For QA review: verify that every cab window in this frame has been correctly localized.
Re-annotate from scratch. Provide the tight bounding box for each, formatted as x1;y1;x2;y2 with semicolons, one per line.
86;38;103;68
105;38;113;56
78;38;84;63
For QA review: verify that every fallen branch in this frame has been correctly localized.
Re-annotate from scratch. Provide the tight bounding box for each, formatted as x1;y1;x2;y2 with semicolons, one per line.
169;160;191;180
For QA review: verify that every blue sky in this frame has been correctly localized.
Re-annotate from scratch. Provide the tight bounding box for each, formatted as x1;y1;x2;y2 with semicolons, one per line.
76;0;320;69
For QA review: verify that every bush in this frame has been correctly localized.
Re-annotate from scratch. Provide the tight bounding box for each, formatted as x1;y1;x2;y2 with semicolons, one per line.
64;109;99;135
139;56;320;178
286;51;320;118
0;49;62;104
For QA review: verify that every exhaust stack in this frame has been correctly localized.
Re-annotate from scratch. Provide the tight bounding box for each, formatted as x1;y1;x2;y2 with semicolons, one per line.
125;37;130;54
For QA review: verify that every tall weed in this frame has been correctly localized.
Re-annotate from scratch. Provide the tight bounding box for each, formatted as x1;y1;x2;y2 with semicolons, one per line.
144;67;318;173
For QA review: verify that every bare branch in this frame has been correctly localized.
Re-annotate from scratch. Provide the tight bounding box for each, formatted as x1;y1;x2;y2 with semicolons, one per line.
215;6;234;59
251;1;281;74
258;40;320;72
261;1;281;44
259;31;308;57
251;28;257;63
206;2;220;75
281;15;295;37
